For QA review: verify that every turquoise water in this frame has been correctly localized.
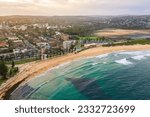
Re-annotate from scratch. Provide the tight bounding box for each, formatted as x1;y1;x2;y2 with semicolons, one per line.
10;50;150;100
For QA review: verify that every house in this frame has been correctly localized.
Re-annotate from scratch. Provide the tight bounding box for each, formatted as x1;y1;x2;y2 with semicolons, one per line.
19;25;27;31
47;25;58;29
13;40;24;48
13;40;23;44
8;37;19;41
39;36;47;41
55;31;61;36
0;42;8;47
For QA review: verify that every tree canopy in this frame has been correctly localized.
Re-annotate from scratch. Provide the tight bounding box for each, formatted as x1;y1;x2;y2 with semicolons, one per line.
0;60;8;79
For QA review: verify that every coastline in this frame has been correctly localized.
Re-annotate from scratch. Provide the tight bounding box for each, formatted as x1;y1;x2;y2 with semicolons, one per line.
1;45;150;99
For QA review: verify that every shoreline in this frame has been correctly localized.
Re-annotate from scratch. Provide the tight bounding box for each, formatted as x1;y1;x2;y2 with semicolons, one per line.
1;45;150;99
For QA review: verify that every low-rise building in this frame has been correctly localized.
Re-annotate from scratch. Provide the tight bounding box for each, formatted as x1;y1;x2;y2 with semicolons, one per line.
55;31;61;36
13;40;25;48
63;40;76;50
21;48;28;53
20;25;27;31
13;49;21;54
61;34;70;41
0;42;8;47
84;43;97;48
8;37;19;41
36;42;50;49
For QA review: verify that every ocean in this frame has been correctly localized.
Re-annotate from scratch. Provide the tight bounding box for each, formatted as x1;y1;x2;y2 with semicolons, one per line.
10;50;150;100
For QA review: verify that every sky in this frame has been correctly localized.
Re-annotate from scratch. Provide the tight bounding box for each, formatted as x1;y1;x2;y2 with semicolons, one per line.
0;0;150;16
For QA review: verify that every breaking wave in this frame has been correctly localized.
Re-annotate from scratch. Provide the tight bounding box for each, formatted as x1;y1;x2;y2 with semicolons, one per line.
115;58;133;65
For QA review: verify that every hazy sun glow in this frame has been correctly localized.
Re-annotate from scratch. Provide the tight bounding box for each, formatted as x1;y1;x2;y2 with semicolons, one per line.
0;0;149;16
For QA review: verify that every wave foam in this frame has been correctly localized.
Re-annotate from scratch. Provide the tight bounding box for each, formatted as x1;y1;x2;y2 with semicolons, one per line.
95;54;109;59
118;50;150;56
103;62;107;64
145;54;150;57
118;51;143;55
92;63;98;66
131;55;146;60
47;61;71;71
116;58;133;65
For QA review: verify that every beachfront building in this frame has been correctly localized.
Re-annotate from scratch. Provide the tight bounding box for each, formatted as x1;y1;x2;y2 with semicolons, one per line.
40;48;48;60
63;40;76;50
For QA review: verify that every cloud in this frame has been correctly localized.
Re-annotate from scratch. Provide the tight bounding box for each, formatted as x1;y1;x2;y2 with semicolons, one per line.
0;0;149;16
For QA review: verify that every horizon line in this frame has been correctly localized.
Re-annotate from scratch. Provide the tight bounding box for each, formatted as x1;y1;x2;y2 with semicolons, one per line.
0;14;150;17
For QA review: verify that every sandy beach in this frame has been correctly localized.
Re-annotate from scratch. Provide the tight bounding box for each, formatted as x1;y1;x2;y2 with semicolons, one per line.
1;45;150;99
95;29;150;37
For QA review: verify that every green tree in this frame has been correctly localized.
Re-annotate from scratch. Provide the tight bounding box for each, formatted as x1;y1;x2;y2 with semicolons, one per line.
12;60;15;68
0;61;8;79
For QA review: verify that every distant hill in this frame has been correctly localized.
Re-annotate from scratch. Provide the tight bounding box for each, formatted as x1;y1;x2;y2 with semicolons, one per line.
0;15;150;29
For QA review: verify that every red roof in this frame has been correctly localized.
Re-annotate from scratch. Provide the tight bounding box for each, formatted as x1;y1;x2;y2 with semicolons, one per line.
0;42;8;47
